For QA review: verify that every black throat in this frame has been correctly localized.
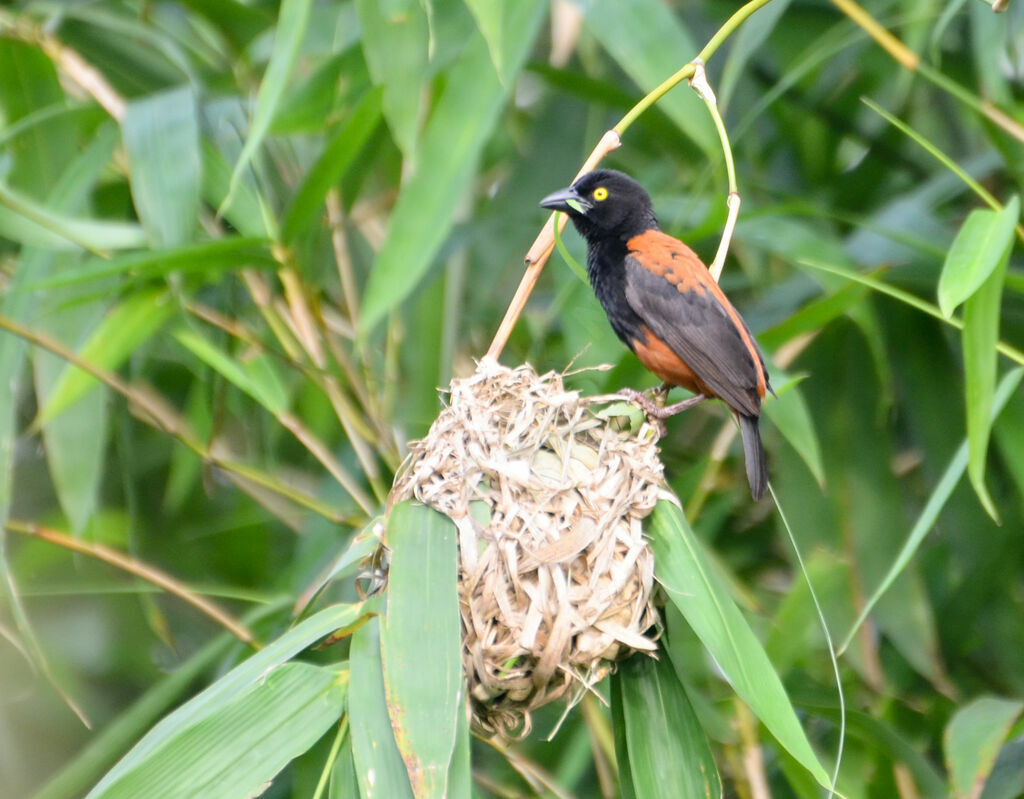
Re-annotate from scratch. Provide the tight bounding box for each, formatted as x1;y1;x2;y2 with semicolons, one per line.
576;216;659;349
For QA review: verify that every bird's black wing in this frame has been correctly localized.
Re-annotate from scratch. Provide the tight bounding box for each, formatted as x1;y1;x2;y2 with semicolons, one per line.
623;238;764;416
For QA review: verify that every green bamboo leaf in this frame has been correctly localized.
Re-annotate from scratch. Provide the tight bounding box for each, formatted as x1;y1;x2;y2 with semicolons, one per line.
945;697;1024;799
583;0;717;157
981;740;1024;799
962;218;1013;521
0;38;69;523
222;0;314;215
463;0;523;83
610;674;639;799
718;0;791;110
354;0;428;160
89;663;347;799
88;602;365;796
26;121;122;534
380;501;461;799
32;627;241;799
938;197;1020;318
350;616;415;799
839;368;1024;654
763;375;825;487
162;381;213;514
29;237;276;289
446;694;471;799
33;311;108;534
757;271;873;351
201;136;268;238
797;258;1024;367
0;182;147;252
616;654;722;799
271;45;366;135
37;289;177;426
0;39;77;195
122;86;201;247
994;391;1024;504
813;707;945;799
359;0;545;336
765;551;851;677
647;500;831;788
328;732;360;799
174;327;288;416
281;88;383;243
296;518;383;614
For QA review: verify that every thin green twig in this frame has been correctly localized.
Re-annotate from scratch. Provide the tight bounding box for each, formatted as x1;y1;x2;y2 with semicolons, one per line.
768;484;845;797
860;97;1024;245
799;258;1024;366
613;0;777;136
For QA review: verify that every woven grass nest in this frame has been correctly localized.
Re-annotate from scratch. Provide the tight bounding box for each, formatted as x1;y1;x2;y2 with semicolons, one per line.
391;360;665;736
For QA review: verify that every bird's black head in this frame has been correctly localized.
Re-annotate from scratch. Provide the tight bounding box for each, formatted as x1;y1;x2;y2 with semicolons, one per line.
539;169;658;242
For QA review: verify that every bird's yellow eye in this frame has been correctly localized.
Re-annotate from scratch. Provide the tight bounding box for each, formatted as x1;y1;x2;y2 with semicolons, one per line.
593;186;609;201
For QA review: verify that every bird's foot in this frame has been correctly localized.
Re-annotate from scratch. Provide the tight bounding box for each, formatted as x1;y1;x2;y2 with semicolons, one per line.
618;387;708;437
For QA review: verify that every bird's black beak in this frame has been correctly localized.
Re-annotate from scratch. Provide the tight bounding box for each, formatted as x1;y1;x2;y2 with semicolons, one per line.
539;185;591;215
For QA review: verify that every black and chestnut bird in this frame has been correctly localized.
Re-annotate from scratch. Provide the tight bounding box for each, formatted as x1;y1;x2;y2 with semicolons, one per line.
540;169;773;500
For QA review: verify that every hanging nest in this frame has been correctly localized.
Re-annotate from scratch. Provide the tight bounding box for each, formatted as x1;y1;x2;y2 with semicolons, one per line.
390;360;665;737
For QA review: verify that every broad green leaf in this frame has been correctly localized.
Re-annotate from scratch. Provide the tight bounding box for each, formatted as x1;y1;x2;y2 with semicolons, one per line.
962;218;1013;521
0;182;147;252
328;732;360;799
201;136;268;237
25;117;121;534
763;375;825;486
33;305;108;534
839;368;1024;653
350;617;415;799
718;0;792;110
37;289;177;426
447;693;472;799
360;0;545;336
938;197;1020;318
295;518;383;614
271;44;366;135
758;275;872;351
29;237;276;289
32;627;240;799
610;672;639;799
174;327;288;416
89;663;347;799
0;40;76;195
463;0;522;83
162;381;213;514
222;0;314;215
993;390;1024;505
281;88;383;243
945;697;1024;799
380;501;461;799
354;0;428;160
647;500;831;788
812;706;945;799
584;0;716;158
122;86;201;247
616;654;722;799
765;551;851;677
981;739;1024;799
88;602;365;796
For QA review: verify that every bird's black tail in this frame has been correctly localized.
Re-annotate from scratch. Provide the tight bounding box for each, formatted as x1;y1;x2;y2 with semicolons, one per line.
739;414;768;501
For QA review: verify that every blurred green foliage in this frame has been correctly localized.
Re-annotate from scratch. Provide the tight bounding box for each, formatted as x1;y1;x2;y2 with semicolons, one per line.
1;0;1023;797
